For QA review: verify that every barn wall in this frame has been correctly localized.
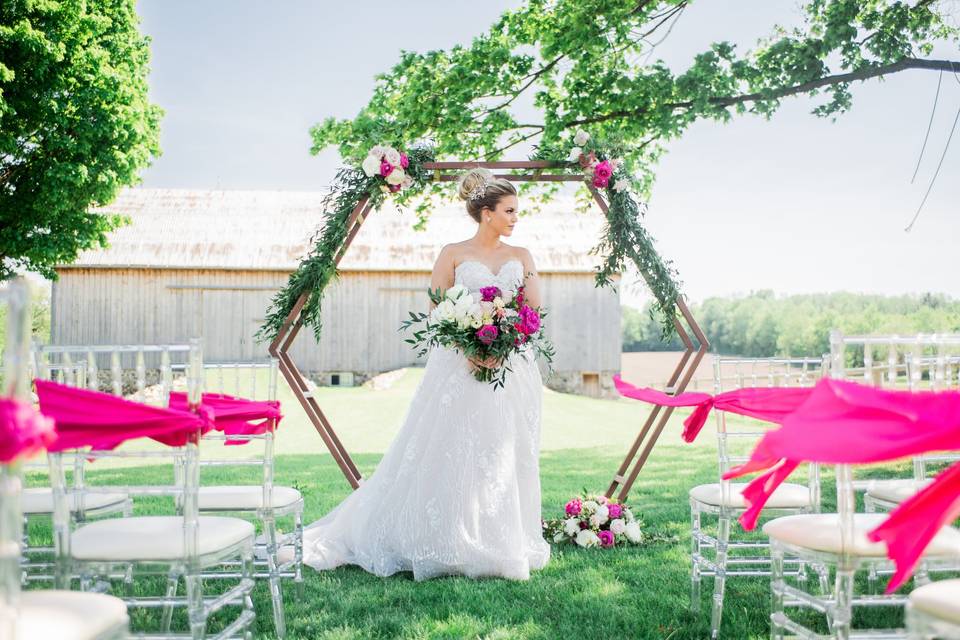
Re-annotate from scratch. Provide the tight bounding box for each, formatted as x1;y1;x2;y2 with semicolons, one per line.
51;268;621;379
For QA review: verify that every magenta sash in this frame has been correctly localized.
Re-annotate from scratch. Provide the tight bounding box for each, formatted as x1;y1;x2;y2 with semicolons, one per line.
0;397;56;463
612;374;813;442
169;392;282;445
36;379;213;450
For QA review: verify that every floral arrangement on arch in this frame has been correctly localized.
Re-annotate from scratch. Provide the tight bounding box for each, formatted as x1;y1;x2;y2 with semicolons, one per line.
361;144;415;193
566;129;632;193
542;493;644;549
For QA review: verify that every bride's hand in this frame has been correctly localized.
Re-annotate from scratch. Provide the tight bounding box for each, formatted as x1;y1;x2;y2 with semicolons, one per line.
468;354;501;370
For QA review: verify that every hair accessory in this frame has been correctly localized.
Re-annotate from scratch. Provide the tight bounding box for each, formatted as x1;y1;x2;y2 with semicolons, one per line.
467;176;493;201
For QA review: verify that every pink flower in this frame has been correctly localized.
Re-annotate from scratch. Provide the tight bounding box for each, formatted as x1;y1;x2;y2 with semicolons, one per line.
592;175;610;189
388;183;402;193
379;160;394;177
518;305;540;335
594;160;613;181
399;153;409;168
565;499;582;516
479;285;501;302
598;530;615;547
513;335;527;347
607;503;622;519
597;496;609;505
476;324;499;346
578;150;597;169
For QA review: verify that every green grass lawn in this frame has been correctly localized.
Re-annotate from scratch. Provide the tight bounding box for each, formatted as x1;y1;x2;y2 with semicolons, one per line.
24;367;945;639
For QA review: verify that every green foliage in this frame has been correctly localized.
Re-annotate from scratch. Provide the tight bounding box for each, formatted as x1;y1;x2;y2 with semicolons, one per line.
623;291;960;356
0;0;162;280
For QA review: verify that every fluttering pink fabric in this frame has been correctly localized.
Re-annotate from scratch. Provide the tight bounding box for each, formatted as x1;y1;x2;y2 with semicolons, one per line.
720;377;960;591
612;374;813;442
168;392;282;445
35;379;213;451
0;397;56;463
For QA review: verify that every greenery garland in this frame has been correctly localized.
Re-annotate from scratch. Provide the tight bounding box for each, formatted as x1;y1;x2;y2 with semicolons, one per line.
257;136;683;344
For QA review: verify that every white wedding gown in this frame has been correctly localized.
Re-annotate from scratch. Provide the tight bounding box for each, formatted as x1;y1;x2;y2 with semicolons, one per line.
301;258;551;581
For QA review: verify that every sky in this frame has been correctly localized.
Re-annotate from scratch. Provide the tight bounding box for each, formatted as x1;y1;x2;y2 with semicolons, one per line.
136;1;960;307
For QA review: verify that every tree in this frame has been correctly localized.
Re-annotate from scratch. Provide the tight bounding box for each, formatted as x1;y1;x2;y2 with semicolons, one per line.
0;0;161;280
311;0;958;219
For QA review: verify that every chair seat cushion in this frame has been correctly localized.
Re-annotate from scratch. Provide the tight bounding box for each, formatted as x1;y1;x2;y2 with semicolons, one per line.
21;488;128;515
910;579;960;626
689;482;811;509
71;516;254;561
198;485;302;510
16;590;128;640
763;513;960;558
865;479;932;505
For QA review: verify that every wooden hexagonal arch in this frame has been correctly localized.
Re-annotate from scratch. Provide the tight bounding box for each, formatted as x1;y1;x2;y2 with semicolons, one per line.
268;160;709;502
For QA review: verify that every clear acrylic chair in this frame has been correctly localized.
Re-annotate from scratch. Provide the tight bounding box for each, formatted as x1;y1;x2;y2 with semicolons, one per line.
191;359;303;639
1;277;129;640
690;356;826;639
907;579;960;639
40;340;258;639
765;332;960;639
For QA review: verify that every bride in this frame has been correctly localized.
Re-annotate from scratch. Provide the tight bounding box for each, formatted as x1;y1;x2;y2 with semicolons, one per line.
300;167;551;581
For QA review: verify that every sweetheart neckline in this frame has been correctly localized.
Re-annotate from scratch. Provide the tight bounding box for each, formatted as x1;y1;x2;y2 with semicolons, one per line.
454;258;522;278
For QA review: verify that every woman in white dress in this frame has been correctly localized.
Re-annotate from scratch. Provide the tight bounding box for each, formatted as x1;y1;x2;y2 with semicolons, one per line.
301;168;551;581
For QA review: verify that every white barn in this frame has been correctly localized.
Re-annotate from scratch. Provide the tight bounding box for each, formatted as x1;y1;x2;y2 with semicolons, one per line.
51;188;623;396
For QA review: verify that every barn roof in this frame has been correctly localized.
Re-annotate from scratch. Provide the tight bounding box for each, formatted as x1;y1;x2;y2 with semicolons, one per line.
62;188;611;273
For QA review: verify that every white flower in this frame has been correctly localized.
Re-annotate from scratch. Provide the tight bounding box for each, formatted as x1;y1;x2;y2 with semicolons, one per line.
553;531;567;543
625;521;643;543
444;284;469;302
384;147;402;166
367;144;387;159
575;529;600;548
609;518;626;535
502;308;518;318
479;300;495;316
362;154;382;177
379;185;391;194
595;504;609;525
431;299;457;323
612;178;630;193
582;500;599;514
623;507;635;522
567;146;583;162
573;129;590;146
492;296;505;309
564;518;580;536
385;167;406;185
501;290;514;304
589;514;603;528
401;174;414;189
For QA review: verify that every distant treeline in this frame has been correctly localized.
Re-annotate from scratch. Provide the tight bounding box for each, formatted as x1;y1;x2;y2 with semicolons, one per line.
623;291;960;357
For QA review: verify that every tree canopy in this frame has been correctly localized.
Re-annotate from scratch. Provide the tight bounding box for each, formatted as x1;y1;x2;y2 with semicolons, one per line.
0;0;161;280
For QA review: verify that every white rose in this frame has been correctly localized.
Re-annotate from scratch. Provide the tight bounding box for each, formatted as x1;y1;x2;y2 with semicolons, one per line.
444;284;468;302
594;504;609;525
582;500;599;514
567;146;583;162
564;518;580;536
367;144;387;159
612;178;630;193
385;167;405;185
433;299;456;323
625;521;643;543
501;290;514;304
361;154;381;177
589;514;603;528
384;147;402;166
609;518;626;535
573;129;590;146
575;529;600;548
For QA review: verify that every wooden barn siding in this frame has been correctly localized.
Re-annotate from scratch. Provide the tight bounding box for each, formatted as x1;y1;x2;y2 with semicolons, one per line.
51;268;620;373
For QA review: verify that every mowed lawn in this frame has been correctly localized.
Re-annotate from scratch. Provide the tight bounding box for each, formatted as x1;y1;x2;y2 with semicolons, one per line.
25;367;927;639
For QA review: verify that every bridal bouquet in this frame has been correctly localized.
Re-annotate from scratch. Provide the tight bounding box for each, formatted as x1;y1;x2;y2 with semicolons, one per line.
542;493;644;549
400;283;555;389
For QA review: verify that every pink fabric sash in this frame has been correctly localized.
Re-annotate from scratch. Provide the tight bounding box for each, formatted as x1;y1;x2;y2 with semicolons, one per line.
36;379;213;451
612;374;813;442
0;397;56;463
168;392;282;445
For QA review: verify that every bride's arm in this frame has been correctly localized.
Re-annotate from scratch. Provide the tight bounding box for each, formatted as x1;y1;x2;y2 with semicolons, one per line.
518;248;542;308
428;245;456;310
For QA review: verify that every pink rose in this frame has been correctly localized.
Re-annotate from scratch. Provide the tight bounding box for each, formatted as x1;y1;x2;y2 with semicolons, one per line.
598;530;615;547
399;153;409;168
476;324;499;346
594;160;613;181
592;175;610;189
379;160;394;177
607;503;622;519
565;499;582;516
479;285;501;302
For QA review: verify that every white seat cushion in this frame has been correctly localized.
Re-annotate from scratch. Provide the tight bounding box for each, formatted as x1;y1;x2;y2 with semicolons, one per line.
21;488;128;515
198;485;302;510
763;513;960;558
16;590;128;640
71;516;254;561
865;479;932;505
689;482;811;509
910;579;960;626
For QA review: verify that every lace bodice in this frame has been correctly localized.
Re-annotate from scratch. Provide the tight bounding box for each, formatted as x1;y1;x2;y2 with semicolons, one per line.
454;259;525;298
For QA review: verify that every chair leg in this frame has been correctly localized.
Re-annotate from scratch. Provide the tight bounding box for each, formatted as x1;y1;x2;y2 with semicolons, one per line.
161;570;179;633
242;544;256;640
690;504;702;613
770;542;785;640
832;565;855;640
185;571;206;640
864;498;880;593
294;510;304;599
710;513;731;640
264;516;286;638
